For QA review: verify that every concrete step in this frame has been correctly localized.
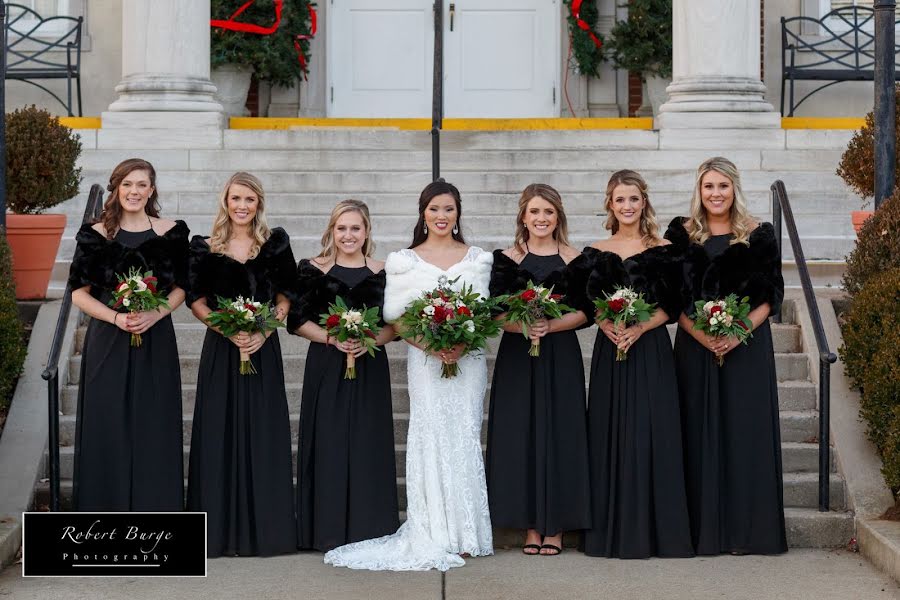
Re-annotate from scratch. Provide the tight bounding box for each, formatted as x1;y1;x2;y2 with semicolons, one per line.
72;319;804;356
67;351;810;387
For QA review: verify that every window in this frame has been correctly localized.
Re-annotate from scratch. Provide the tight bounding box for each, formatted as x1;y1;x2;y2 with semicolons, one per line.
821;0;900;32
10;1;74;36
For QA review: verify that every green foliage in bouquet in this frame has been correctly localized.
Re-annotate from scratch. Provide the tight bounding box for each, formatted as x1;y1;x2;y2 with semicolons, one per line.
211;0;316;86
5;105;82;214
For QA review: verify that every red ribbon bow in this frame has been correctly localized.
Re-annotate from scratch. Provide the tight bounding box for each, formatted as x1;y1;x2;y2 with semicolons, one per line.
571;0;602;49
211;0;317;79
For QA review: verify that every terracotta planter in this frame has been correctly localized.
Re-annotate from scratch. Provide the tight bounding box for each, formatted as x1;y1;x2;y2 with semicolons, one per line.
6;213;67;299
851;210;875;234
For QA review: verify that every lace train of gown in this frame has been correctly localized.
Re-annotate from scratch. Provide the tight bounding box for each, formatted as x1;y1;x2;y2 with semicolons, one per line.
324;247;494;571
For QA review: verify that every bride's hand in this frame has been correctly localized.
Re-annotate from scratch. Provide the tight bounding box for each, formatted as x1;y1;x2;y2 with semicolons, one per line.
436;343;466;364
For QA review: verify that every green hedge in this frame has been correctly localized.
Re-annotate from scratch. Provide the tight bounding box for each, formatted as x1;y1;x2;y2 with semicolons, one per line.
842;190;900;296
840;268;900;489
0;231;26;410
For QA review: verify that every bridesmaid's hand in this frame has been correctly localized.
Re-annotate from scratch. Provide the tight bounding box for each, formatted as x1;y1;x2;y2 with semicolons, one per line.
528;318;550;340
243;331;267;355
229;331;251;349
617;323;644;353
718;335;743;356
125;310;164;335
334;338;363;356
111;312;132;333
598;319;620;344
700;333;729;355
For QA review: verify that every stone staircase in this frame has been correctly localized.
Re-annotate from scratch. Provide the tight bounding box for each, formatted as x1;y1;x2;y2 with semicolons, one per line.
46;128;856;296
49;298;854;547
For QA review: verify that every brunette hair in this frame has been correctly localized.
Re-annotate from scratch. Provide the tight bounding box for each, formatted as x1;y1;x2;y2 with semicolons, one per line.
100;158;160;239
603;170;662;247
408;180;466;249
513;183;571;254
209;172;271;260
317;199;375;260
685;157;755;246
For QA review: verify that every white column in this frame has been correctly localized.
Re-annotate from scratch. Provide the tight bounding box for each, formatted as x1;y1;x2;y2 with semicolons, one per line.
657;0;779;129
104;0;224;128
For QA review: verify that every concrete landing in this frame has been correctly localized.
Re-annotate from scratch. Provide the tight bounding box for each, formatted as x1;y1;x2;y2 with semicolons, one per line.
1;549;897;599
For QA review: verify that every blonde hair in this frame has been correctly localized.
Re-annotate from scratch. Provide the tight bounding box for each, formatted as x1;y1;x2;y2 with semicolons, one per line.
603;170;662;247
685;157;755;246
513;183;571;254
317;199;375;261
209;172;271;259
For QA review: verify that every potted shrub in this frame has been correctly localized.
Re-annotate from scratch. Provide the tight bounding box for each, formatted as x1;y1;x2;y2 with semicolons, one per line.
836;85;900;233
605;0;672;117
211;0;316;116
5;105;82;299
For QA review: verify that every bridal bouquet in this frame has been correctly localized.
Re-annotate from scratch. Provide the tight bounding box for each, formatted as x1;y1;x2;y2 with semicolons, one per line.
498;281;574;357
108;266;170;347
320;296;382;380
594;286;656;361
205;296;285;374
692;293;753;366
397;276;501;378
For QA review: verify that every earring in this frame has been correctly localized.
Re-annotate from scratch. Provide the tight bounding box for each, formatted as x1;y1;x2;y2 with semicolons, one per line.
423;223;428;234
452;224;459;235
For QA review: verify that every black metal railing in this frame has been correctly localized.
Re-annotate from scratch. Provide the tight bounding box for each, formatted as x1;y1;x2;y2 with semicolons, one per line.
771;180;837;512
41;183;103;511
431;0;443;181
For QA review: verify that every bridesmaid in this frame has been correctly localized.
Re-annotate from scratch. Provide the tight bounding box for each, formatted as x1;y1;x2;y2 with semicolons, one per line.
667;156;787;555
290;199;399;552
186;171;297;557
486;183;592;556
580;170;693;559
69;158;187;511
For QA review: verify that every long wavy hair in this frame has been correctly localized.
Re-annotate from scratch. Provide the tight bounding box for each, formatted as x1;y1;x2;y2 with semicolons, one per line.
685;157;755;246
408;180;466;249
513;183;571;254
603;170;662;247
99;158;160;239
317;199;375;261
209;172;271;259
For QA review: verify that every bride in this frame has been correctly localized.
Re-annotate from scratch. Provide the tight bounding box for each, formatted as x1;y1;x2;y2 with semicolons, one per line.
324;181;494;571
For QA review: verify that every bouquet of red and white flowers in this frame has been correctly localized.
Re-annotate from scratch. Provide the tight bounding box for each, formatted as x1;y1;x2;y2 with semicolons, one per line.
692;293;753;366
498;281;574;357
320;296;382;380
594;286;656;361
108;266;170;347
205;295;285;374
397;275;501;378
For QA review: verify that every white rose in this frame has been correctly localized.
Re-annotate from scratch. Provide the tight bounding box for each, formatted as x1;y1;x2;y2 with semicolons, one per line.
709;316;718;325
464;320;475;333
423;305;435;316
134;280;148;292
724;314;734;326
122;298;131;308
344;310;363;325
703;300;715;313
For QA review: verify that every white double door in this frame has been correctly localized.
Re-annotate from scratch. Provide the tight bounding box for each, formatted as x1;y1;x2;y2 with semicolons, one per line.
328;0;559;117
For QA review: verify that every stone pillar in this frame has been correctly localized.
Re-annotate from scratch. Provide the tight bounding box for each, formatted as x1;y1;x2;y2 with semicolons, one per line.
657;0;779;129
104;0;224;128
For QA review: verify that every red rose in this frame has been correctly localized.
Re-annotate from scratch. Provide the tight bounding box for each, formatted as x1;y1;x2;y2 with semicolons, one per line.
244;303;257;313
737;321;749;331
457;306;472;317
710;305;723;315
550;294;562;301
364;329;376;339
520;289;537;302
326;314;341;329
433;305;449;323
608;298;626;313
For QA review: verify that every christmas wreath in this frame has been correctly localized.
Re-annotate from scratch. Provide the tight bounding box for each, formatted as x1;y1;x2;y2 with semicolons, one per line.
563;0;605;78
211;0;317;86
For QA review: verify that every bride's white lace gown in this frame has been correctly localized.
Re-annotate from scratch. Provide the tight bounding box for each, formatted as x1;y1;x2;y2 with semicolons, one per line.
324;247;494;571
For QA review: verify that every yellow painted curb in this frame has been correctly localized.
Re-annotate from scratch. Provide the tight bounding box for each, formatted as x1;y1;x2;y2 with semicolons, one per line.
58;116;101;129
781;117;865;130
228;117;655;131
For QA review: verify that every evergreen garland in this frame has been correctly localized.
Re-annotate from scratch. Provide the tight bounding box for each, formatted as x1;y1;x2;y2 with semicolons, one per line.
563;0;605;78
211;0;316;87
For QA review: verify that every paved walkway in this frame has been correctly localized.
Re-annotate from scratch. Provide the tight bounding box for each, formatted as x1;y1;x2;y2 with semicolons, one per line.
1;549;897;599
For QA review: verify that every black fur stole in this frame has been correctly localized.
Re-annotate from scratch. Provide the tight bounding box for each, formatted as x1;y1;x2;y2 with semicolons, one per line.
287;259;387;332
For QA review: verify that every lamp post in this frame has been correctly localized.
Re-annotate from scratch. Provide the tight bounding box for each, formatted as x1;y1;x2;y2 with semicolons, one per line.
874;0;896;210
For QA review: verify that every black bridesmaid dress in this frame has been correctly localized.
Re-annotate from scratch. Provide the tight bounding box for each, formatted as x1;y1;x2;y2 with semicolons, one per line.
666;218;788;555
485;250;592;536
185;227;298;557
290;259;399;552
68;221;189;511
579;245;693;559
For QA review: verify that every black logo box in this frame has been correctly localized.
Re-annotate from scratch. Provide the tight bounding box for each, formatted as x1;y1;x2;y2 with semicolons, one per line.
23;512;207;577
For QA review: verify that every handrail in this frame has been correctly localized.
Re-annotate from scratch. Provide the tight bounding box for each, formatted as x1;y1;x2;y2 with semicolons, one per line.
41;183;104;511
771;180;837;512
431;0;443;181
